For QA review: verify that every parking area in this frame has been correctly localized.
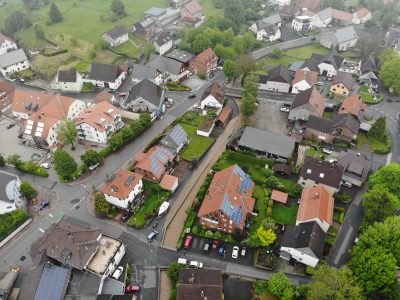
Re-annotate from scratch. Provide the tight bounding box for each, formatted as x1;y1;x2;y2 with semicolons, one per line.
182;76;207;91
251;100;290;134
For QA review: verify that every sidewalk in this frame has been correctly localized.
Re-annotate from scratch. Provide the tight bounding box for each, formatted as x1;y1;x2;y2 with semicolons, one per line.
161;116;241;250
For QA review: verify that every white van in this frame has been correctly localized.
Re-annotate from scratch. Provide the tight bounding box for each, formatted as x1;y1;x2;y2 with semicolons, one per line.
177;258;187;265
189;261;204;269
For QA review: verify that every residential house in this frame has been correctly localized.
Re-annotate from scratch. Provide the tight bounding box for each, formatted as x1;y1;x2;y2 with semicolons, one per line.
197;165;256;233
0;80;14;112
166;49;195;66
338;151;372;186
237;126;296;161
75;101;123;144
160;174;179;193
121;78;164;119
330;72;357;96
0;48;29;77
189;47;218;76
0;33;17;56
154;31;173;55
177;269;223;300
144;7;167;25
298;157;344;195
339;93;366;122
271;189;288;204
101;26;129;47
249;14;282;41
352;7;372;24
300;53;321;73
289;87;325;121
132;18;156;41
296;0;321;11
11;90;86;147
134;146;175;182
95;90;116;104
292;69;318;94
320;26;358;51
311;8;332;27
262;65;292;92
102;170;143;209
200;81;225;115
131;63;157;84
160;123;188;154
359;55;379;88
316;51;345;77
0;170;22;214
149;53;189;83
304;113;360;144
181;0;203;26
338;59;361;75
280;221;326;267
268;0;291;6
216;106;232;127
292;16;313;32
51;70;83;92
297;185;333;232
36;217;126;276
197;119;215;137
86;63;126;90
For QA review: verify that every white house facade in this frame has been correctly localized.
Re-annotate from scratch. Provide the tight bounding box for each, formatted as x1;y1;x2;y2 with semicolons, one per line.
0;49;29;77
256;26;281;42
318;62;338;77
292;16;313;32
0;170;22;215
292;80;312;94
154;32;173;55
0;35;17;56
268;0;291;6
200;94;223;115
352;8;372;24
101;26;129;47
51;71;83;92
312;10;332;28
104;179;143;209
280;246;320;267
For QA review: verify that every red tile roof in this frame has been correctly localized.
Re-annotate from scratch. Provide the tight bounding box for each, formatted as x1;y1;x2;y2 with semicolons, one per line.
339;94;366;118
271;189;288;204
331;8;353;22
217;106;232;124
0;33;14;44
184;0;202;14
134;146;175;181
293;70;318;86
160;174;178;191
355;7;370;19
102;170;143;200
75;101;121;133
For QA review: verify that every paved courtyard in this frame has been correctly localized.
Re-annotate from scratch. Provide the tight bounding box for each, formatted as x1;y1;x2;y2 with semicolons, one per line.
251;100;290;134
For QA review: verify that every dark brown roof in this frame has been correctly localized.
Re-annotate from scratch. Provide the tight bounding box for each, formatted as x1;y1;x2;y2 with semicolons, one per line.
273;163;292;175
198;119;214;132
202;81;225;103
217;106;232;124
338;151;372;183
331;72;356;91
300;157;344;189
58;70;77;83
177;269;222;300
291;86;325;116
103;26;128;40
307;113;360;135
267;65;292;84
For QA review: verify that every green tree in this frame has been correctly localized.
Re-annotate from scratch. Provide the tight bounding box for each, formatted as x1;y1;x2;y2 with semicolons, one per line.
80;150;101;168
193;35;212;54
53;149;77;181
206;110;217;120
138;113;152;127
241;73;259;121
307;264;365;300
223;59;236;81
57;119;78;150
109;132;124;150
235;54;255;75
368;163;400;198
94;192;112;216
380;56;400;95
367;116;386;142
224;0;245;25
379;49;397;65
268;272;293;299
321;0;346;9
49;3;63;23
4;11;32;36
272;48;283;58
121;126;133;142
111;0;126;16
0;154;5;166
33;23;45;39
20;181;37;199
167;262;184;287
261;217;275;231
7;154;22;167
257;226;277;247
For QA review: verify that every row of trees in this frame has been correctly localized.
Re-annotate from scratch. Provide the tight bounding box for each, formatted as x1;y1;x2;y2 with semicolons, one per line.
240;73;259;123
212;0;265;27
379;49;400;95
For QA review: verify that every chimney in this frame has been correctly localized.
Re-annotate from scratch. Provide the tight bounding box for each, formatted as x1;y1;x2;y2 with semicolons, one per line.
189;276;195;284
314;192;319;198
201;291;205;297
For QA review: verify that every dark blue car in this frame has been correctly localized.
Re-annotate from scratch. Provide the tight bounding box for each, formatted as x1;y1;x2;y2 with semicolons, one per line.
218;242;226;256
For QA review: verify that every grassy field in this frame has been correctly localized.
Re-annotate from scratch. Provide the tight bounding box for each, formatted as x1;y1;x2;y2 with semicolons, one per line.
250;185;267;235
305;148;325;159
181;135;214;161
180;123;197;139
323;111;333;119
272;203;299;225
356;132;392;154
198;0;223;17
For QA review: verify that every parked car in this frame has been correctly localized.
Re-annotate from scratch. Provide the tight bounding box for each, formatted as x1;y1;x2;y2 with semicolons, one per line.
341;181;352;188
240;246;247;258
208;72;215;79
327;158;337;163
112;266;124;279
189;260;204;269
184;235;193;250
245;219;253;230
6;123;15;129
37;199;49;211
311;37;316;41
232;246;239;259
19;78;26;83
40;163;51;169
178;258;188;265
216;66;223;71
125;285;140;294
280;106;290;113
212;240;219;249
188;92;196;98
322;148;333;155
217;242;226;256
316;81;323;86
147;230;158;243
121;210;134;222
193;104;201;109
203;239;212;253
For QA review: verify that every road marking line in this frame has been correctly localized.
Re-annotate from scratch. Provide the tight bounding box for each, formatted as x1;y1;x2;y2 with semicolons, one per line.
39;228;45;233
48;213;53;218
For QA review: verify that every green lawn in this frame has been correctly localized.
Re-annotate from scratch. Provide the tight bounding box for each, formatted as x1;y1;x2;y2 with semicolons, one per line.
323;111;333;119
198;0;223;17
250;185;267;235
305;148;325;159
359;86;383;104
180;111;205;127
272;203;299;225
181;136;214;161
326;226;339;246
356;132;392;154
180;123;197;139
333;206;345;224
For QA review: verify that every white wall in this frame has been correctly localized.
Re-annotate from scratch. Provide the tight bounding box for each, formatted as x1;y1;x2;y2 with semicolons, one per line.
67;100;86;120
154;40;173;55
77;123;108;144
104;242;126;276
0;60;29;77
197;123;214;137
265;81;290;93
280;246;319;267
296;218;330;233
292;81;311;94
104;179;143;209
318;63;338;77
0;40;17;56
338;39;357;51
52;73;83;92
312;14;332;28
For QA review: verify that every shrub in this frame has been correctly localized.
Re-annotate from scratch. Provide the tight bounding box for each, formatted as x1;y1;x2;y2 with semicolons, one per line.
40;48;68;57
99;146;113;158
0;210;29;241
18;162;48;177
192;225;199;234
144;134;164;152
20;181;37;199
177;238;183;250
305;266;315;276
198;71;206;79
335;192;349;202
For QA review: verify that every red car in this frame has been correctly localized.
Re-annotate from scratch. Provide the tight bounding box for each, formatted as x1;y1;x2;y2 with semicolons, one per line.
212;240;219;249
125;284;140;294
184;235;193;249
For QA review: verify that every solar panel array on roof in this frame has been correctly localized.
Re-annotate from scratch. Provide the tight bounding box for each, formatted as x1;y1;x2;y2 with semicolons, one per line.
233;165;246;179
150;148;172;176
33;264;69;300
125;175;136;186
221;195;243;226
239;174;253;194
170;125;187;146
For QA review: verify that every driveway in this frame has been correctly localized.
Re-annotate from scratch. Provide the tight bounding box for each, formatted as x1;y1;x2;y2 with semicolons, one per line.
251;100;290;134
183;75;207;91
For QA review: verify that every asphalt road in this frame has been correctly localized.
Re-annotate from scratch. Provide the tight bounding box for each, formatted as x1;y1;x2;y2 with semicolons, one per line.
225;87;294;103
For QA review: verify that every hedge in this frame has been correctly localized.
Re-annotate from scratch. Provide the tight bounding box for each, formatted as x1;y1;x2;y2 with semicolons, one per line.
0;210;29;241
18;162;48;177
40;48;68;57
225;150;273;167
144;134;164;153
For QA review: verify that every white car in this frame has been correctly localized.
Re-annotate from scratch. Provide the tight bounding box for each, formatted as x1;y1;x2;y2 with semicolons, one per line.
112;266;124;279
341;181;352;188
193;104;201;109
40;163;51;169
316;81;323;86
280;106;290;113
232;246;239;259
322;148;333;155
189;260;204;268
328;158;337;163
216;66;223;71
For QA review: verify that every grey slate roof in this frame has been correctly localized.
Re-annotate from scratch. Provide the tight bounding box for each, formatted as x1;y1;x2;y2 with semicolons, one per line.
301;53;323;72
0;170;19;203
281;221;326;258
33;263;70;300
89;63;120;83
154;31;172;46
361;55;377;74
126;78;162;107
148;54;183;75
321;26;358;45
317;8;332;20
306;115;333;132
238;126;296;159
103;26;128;40
257;14;282;29
165;49;194;63
289;61;305;72
100;277;124;295
331;72;356;90
144;7;166;17
338;151;371;183
135;18;154;29
58;70;77;83
300;157;344;189
131;64;156;80
307;113;360;135
160;124;188;152
0;48;28;68
267;65;292;84
321;51;345;70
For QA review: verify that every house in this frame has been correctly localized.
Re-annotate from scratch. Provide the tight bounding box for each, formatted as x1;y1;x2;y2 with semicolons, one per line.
166;49;195;66
102;170;143;210
189;47;218;76
0;48;29;77
339;93;366;122
296;0;321;11
300;53;321;73
273;163;292;176
197;165;256;233
330;72;357;96
289;87;325;121
292;69;318;94
154;31;173;55
177;269;223;300
197;119;215;137
160;174;179;193
292;16;313;32
101;26;129;47
353;7;372;24
144;7;167;24
305;113;360;144
237;126;296;161
216;106;232;127
0;170;22;214
280;221;326;267
75;101;123;144
289;60;306;72
262;65;292;92
0;33;17;56
181;0;203;26
149;53;189;83
317;51;345;77
36;217;126;276
320;26;358;51
311;8;332;27
86;63;126;90
132;18;156;41
134;146;175;182
271;189;288;204
51;70;83;92
200;81;225;115
297;185;333;232
338;59;361;75
359;55;379;88
121;78;164;119
131;63;157;84
168;0;190;8
160;123;188;154
249;14;282;41
0;80;14;112
312;8;353;27
338;151;372;186
298;157;344;195
11;90;86;147
95;90;116;104
269;0;291;6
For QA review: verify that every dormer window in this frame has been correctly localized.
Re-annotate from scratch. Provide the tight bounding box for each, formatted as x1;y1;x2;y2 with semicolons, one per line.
319;173;324;178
